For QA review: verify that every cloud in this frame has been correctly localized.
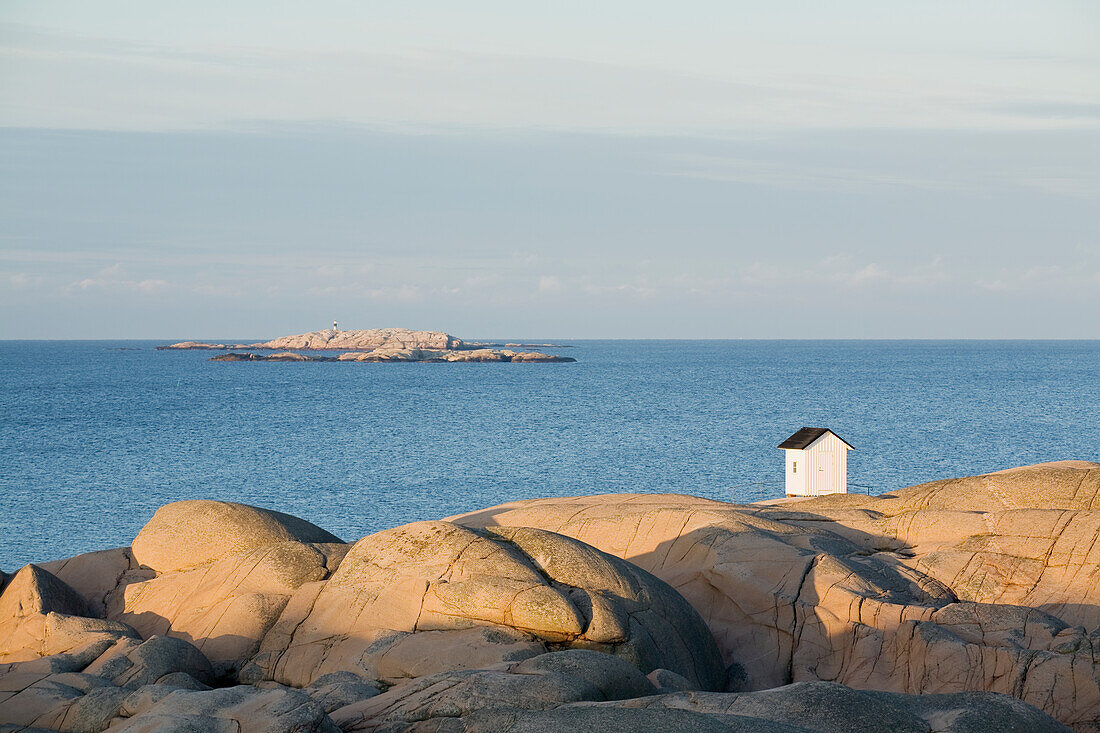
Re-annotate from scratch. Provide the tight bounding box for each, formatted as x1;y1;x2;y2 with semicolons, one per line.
985;102;1100;121
4;20;1098;134
731;256;956;293
1009;175;1100;198
976;279;1011;292
537;275;563;294
830;262;889;286
65;263;171;294
362;284;424;302
579;281;658;299
6;272;45;290
72;277;170;293
661;154;975;194
974;264;1100;294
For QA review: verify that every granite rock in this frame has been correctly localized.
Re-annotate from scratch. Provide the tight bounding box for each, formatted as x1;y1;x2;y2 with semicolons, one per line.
130;500;342;574
451;462;1100;730
247;521;726;690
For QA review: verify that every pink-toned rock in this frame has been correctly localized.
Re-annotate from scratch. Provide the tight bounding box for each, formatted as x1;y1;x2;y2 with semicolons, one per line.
108;542;333;673
337;347;575;363
130;500;341;574
157;340;231;350
260;328;462;351
39;548;143;618
331;649;659;731
161;328;463;353
2;463;1094;731
0;670;129;732
109;684;339;732
450;462;1100;730
436;682;1069;733
0;566;136;664
246;521;725;690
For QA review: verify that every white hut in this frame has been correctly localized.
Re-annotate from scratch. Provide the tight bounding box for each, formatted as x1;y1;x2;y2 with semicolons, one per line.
778;427;854;497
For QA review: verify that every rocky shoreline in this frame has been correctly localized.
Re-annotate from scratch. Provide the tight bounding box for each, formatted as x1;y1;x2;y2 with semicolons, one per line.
3;461;1098;731
158;327;571;353
161;328;577;365
210;349;575;363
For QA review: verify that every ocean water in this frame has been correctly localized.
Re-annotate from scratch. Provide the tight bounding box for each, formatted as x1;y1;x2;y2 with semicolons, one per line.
2;339;1098;570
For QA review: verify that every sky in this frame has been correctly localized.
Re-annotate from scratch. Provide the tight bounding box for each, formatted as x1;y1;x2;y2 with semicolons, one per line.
1;1;1098;339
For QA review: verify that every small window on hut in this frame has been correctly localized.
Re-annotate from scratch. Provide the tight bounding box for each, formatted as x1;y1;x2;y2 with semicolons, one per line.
792;461;797;474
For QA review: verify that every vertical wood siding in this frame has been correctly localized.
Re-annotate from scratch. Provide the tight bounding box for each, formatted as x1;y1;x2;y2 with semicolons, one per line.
785;432;849;496
806;432;848;495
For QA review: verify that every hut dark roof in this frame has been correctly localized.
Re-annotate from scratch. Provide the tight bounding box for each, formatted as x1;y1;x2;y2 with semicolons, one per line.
777;427;854;450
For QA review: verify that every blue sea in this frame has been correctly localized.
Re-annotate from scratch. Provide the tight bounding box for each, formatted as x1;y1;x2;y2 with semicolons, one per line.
2;340;1098;570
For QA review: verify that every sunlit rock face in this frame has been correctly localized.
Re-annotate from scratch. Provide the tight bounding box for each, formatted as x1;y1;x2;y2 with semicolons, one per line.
159;327;463;352
259;328;464;352
452;461;1100;731
0;465;1093;731
244;521;727;691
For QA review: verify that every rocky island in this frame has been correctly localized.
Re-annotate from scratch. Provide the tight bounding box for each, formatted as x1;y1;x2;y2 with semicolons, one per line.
159;327;576;364
209;349;574;363
2;461;1097;731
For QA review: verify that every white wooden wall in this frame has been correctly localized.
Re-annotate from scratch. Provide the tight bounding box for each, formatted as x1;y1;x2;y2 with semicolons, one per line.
785;432;850;496
784;449;806;495
805;432;848;495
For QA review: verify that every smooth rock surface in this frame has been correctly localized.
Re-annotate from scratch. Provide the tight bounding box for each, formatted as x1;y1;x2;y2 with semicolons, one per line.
38;550;141;619
452;461;1100;730
1;464;1093;732
108;541;332;673
160;327;463;352
130;500;342;574
248;521;726;690
305;672;381;714
331;650;656;731
80;635;213;690
109;685;339;732
337;677;1070;733
0;567;134;664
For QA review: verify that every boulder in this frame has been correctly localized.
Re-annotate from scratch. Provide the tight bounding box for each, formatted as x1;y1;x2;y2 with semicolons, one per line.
39;549;142;618
0;638;123;681
130;500;342;574
509;650;656;701
109;685;340;732
450;462;1100;729
0;566;136;664
108;541;332;673
595;681;1071;732
331;650;654;731
247;521;726;690
0;672;128;733
647;668;696;693
0;566;88;626
153;672;210;691
871;460;1100;513
3;464;1095;731
80;635;213;689
334;675;1068;733
443;705;806;732
289;626;546;686
305;672;381;713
